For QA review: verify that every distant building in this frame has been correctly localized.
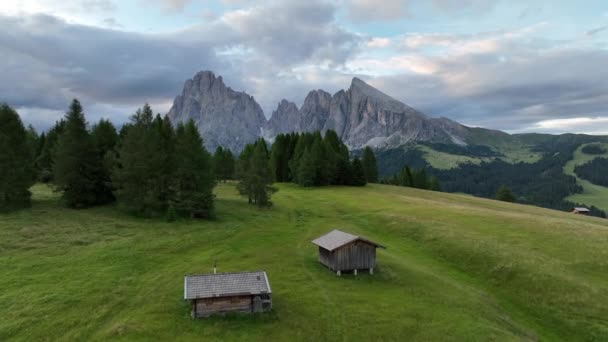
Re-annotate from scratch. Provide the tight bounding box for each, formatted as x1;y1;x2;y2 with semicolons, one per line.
571;207;591;215
184;271;272;318
312;229;385;276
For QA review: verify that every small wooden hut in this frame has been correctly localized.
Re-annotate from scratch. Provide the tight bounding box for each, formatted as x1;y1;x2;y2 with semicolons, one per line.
571;207;590;215
312;229;385;275
184;271;272;318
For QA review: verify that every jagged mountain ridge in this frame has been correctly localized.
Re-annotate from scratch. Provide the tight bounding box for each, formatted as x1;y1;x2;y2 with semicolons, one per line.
168;70;476;152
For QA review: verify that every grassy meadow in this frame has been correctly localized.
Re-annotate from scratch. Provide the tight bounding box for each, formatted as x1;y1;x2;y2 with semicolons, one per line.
1;183;608;341
564;143;608;211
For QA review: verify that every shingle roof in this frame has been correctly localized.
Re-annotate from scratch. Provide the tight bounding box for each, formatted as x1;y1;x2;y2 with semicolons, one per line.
184;271;271;300
311;229;385;251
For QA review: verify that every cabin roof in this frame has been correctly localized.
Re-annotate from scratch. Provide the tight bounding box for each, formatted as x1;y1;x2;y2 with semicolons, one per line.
184;271;271;300
311;229;385;251
573;207;590;212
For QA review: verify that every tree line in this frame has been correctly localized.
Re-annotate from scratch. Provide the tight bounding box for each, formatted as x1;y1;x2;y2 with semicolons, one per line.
1;100;216;219
233;131;379;207
1;100;380;213
381;165;441;191
574;157;608;187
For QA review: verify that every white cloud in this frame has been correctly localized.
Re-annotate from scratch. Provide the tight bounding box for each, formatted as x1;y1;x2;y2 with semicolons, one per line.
529;117;608;135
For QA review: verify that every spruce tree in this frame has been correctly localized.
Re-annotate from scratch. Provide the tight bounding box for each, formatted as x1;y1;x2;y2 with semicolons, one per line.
310;136;329;185
350;157;367;186
496;185;515;202
91;119;118;203
53;99;108;208
361;146;378;183
37;120;65;182
213;146;225;181
236;144;255;203
249;139;276;206
171;121;215;218
91;119;118;158
297;148;316;187
0;104;36;210
113;104;157;214
222;148;235;181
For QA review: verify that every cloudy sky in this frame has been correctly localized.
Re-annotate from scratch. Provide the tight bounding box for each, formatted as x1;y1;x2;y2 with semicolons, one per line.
2;0;608;134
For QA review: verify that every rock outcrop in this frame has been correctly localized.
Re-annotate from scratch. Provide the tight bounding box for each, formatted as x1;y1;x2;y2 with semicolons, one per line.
167;71;266;153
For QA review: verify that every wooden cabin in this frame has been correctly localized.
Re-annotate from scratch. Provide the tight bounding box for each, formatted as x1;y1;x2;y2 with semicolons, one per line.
572;207;590;215
184;271;272;318
312;229;385;275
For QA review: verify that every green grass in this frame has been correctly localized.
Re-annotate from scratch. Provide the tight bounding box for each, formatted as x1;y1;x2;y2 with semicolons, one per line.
417;145;488;169
1;183;608;341
563;143;608;211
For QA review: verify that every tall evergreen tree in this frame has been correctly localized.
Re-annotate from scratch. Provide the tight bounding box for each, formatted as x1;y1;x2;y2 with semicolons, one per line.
91;119;118;158
361;146;378;183
249;140;276;206
297;148;316;187
113;104;158;214
53;99;109;208
91;119;118;203
310;135;329;185
270;134;289;182
350;157;367;186
237;140;276;206
213;146;235;182
171;121;215;218
0;104;36;210
36;120;65;182
236;144;255;203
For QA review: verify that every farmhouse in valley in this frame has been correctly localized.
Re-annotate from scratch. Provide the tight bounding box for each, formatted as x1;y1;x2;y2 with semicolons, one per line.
312;229;385;276
184;271;272;318
571;207;590;215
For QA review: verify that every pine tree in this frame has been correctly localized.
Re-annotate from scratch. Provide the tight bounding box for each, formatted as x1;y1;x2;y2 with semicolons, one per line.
297;148;316;187
91;119;118;203
249;140;276;206
361;146;378;183
213;146;225;181
270;134;289;182
236;144;255;203
222;148;235;181
91;119;118;158
310;136;329;185
53;99;109;208
213;146;235;182
113;104;158;214
36;120;65;182
350;157;367;186
496;185;515;202
0;104;36;210
171;121;215;218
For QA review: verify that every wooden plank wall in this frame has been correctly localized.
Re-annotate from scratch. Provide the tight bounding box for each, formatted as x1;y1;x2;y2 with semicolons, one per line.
195;295;252;317
332;241;376;271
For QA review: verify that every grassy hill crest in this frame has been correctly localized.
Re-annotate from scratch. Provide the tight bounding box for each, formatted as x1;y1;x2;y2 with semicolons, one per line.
1;183;607;340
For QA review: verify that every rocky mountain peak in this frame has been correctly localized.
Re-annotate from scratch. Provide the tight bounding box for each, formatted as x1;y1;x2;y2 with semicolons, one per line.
167;70;266;153
168;70;475;152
